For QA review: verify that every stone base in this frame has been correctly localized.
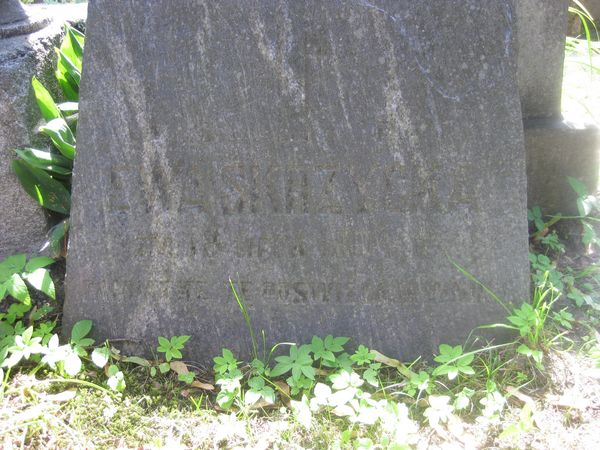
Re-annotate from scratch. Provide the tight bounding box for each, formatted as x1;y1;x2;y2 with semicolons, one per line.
0;4;86;260
525;118;600;215
0;5;51;39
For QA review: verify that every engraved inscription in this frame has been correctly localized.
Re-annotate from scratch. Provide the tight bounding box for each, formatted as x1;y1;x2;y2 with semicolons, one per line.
107;158;475;218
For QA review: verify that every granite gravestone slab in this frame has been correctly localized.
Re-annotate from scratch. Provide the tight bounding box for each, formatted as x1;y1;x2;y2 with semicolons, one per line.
516;0;569;119
65;0;529;361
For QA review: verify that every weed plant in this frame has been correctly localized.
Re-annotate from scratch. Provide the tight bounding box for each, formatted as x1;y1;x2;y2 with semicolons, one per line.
11;24;84;257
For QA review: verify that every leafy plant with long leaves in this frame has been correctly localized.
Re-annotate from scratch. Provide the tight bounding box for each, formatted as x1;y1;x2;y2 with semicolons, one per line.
12;24;84;257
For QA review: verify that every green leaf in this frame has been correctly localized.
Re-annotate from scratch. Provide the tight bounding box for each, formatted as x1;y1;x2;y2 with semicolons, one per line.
272;345;313;381
458;353;474;367
6;303;30;323
29;304;53;321
91;347;110;368
159;362;170;374
56;49;81;84
56;69;78;101
25;256;55;273
11;160;71;215
434;344;463;364
15;148;72;176
458;365;475;375
6;274;31;305
107;364;119;377
328;336;350;351
46;220;69;258
300;365;316;380
57;102;78;114
216;389;237;410
67;25;85;47
31;77;61;122
39;118;76;160
350;345;375;365
0;254;27;282
270;360;293;378
178;372;195;384
248;376;265;390
23;268;55;300
0;283;6;300
63;26;84;69
77;337;94;348
122;356;151;367
169;348;182;360
157;336;170;350
171;335;190;349
567;176;588;197
71;320;92;342
583;221;597;246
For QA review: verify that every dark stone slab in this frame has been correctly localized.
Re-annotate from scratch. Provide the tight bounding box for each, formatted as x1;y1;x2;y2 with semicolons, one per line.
526;119;600;215
64;0;530;362
516;0;569;119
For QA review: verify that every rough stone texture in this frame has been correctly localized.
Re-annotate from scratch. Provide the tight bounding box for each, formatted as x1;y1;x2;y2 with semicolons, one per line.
0;4;86;260
65;0;530;362
526;120;600;214
0;0;27;25
516;0;569;119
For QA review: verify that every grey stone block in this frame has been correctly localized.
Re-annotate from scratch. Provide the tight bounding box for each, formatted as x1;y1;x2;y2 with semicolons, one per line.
516;0;569;119
0;0;27;25
65;0;530;362
0;4;86;260
526;119;600;214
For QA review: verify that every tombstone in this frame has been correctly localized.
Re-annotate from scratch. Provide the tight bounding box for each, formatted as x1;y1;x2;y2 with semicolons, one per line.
516;0;569;120
64;0;530;362
516;0;600;215
0;2;86;260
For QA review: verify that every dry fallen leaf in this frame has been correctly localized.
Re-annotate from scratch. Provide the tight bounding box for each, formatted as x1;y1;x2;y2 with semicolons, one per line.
169;361;189;375
250;398;276;409
371;350;415;378
274;380;291;407
191;380;214;391
506;386;537;409
506;386;541;427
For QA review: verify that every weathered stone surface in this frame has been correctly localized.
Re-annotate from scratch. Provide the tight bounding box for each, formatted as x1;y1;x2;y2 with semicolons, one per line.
0;0;27;25
526;119;600;214
65;0;530;362
0;4;86;260
516;0;569;119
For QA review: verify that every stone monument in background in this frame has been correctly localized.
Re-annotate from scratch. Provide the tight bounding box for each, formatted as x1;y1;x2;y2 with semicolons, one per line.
64;0;530;362
516;0;600;215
